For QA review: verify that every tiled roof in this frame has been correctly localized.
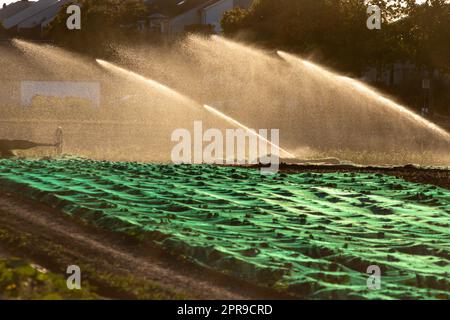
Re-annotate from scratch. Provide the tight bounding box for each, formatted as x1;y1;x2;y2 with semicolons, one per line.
3;0;59;29
0;0;34;22
147;0;225;17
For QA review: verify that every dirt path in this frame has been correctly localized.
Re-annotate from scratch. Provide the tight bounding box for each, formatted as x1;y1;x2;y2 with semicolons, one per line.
274;164;450;189
0;190;290;300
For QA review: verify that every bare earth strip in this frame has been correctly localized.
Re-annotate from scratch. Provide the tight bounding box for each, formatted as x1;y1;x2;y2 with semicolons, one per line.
0;190;291;300
276;164;450;190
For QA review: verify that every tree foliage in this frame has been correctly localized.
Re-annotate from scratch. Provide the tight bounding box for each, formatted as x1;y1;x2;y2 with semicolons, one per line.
222;0;450;74
46;0;149;56
184;24;216;35
399;0;450;70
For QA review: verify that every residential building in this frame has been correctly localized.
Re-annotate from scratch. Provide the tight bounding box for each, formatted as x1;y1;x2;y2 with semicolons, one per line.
0;0;34;24
146;0;253;35
0;0;72;37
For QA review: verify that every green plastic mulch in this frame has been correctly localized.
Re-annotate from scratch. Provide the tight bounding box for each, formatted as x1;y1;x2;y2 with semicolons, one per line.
0;159;448;299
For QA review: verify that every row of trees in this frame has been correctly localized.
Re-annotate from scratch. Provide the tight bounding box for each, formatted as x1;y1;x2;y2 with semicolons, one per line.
222;0;450;74
221;0;450;114
45;0;450;76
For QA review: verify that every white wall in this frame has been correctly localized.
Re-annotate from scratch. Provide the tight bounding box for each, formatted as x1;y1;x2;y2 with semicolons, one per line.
169;9;201;34
203;0;234;33
169;0;236;34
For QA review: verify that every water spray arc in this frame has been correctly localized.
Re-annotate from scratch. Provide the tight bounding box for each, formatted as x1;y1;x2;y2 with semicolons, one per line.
277;51;450;143
6;37;447;164
96;58;296;159
339;75;450;142
203;105;296;159
96;59;197;107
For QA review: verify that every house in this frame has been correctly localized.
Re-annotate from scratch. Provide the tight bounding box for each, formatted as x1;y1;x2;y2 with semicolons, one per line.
0;0;72;36
146;0;253;35
0;0;34;24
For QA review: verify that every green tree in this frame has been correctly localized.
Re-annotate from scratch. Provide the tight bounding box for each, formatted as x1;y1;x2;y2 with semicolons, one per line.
400;0;450;71
221;0;449;75
221;0;404;75
46;0;149;56
221;7;249;36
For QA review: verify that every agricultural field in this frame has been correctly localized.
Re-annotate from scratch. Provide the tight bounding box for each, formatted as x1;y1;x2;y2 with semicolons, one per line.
0;159;448;299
